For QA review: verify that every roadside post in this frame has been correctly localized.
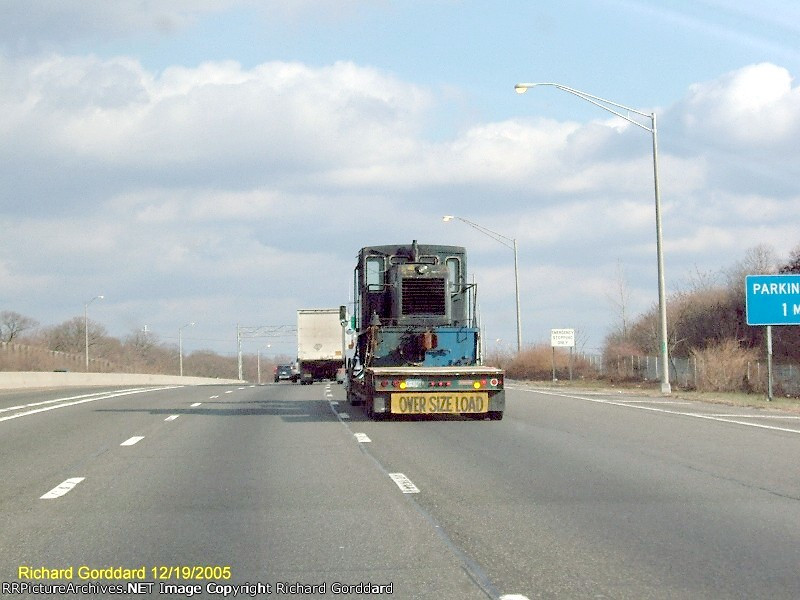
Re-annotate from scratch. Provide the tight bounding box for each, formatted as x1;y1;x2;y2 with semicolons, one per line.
550;328;575;382
745;274;800;401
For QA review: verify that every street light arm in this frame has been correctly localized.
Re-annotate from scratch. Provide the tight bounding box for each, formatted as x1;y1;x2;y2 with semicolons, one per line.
515;83;654;133
443;214;522;352
444;215;516;250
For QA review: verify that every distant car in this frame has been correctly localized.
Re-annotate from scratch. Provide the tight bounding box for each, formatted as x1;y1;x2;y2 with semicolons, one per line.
336;367;346;384
274;365;293;382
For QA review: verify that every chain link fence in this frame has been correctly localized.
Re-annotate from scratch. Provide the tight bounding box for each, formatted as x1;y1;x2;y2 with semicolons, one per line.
602;354;800;396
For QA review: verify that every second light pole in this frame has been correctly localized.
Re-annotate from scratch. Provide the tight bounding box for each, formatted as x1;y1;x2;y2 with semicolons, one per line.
84;295;104;371
443;215;522;353
179;322;195;376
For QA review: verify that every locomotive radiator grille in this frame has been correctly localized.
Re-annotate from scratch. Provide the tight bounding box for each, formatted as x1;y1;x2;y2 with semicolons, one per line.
402;278;446;315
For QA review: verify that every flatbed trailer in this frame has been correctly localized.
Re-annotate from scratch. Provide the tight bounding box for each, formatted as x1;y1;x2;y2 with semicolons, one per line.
350;365;505;419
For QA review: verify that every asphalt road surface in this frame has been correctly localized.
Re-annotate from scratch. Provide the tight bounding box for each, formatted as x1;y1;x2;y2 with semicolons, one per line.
1;382;798;599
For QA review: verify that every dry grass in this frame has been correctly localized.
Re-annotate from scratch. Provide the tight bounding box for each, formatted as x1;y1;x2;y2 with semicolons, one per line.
691;339;759;393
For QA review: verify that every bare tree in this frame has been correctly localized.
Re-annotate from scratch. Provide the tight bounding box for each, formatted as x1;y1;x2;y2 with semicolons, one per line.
42;317;108;354
0;311;39;343
725;244;778;290
607;260;632;337
779;243;800;274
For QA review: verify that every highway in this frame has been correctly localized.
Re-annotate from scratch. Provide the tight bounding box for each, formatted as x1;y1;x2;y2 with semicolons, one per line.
1;382;799;599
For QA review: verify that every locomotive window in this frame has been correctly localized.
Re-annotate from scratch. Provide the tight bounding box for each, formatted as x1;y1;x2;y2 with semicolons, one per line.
446;257;461;292
365;256;384;291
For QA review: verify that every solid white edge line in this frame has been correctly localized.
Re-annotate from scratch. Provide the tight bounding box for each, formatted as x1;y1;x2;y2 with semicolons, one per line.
40;477;85;499
517;388;800;435
120;436;144;446
0;388;155;414
0;387;181;423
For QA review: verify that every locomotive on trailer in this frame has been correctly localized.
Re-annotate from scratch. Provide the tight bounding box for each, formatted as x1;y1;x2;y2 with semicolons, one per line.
346;241;505;419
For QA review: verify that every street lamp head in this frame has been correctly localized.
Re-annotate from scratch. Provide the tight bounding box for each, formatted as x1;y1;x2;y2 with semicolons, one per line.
98;295;104;300
442;215;454;222
514;84;529;94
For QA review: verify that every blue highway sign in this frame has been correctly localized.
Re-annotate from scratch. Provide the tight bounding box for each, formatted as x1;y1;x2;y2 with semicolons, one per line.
745;274;800;326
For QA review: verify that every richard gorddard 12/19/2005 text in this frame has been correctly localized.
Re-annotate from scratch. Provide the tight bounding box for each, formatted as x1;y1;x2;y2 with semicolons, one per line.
2;580;395;596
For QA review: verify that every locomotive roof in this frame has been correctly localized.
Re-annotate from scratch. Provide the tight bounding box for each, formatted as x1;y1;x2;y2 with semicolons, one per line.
357;242;466;259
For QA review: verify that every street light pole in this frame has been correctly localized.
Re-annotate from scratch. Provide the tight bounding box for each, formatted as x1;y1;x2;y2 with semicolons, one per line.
84;295;104;371
515;82;671;393
443;215;522;353
179;322;195;376
257;344;271;385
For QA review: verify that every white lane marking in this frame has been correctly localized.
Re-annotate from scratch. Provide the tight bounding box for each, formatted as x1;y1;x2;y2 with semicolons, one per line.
697;414;800;419
120;436;144;446
500;595;531;600
190;402;202;407
338;412;350;420
225;390;233;394
519;388;800;435
354;433;371;443
41;477;85;499
238;387;245;390
0;388;151;414
209;395;219;399
615;400;693;405
164;415;180;421
330;401;339;406
389;473;420;494
0;387;180;423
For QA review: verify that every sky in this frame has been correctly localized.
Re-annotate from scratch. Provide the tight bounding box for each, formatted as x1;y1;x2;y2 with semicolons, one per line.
2;0;800;361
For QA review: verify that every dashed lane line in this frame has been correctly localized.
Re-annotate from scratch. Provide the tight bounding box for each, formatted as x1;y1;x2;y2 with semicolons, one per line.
40;477;85;499
325;400;513;600
190;402;202;407
388;473;420;494
164;415;180;421
120;436;144;446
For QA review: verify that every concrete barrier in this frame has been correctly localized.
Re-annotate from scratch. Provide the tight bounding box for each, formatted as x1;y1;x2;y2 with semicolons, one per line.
0;371;246;390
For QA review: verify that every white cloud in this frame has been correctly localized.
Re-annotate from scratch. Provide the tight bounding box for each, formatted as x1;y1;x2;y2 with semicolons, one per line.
2;54;800;353
678;63;800;148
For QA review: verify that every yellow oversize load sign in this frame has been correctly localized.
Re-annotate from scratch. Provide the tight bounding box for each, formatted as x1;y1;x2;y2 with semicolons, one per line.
391;392;489;414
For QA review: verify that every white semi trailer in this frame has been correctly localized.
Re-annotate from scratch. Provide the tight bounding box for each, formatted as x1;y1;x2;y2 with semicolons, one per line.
296;308;344;384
